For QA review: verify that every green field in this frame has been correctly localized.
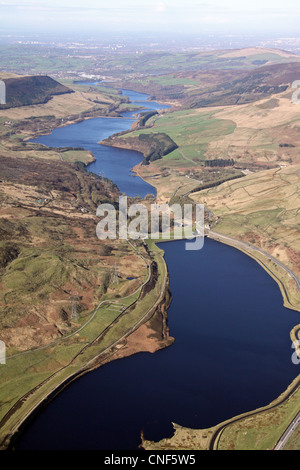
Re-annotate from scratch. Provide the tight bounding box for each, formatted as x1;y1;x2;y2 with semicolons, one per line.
128;110;236;165
1;44;299;78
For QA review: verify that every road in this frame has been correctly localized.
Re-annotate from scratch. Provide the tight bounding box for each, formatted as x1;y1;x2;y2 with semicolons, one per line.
208;379;300;450
274;411;300;450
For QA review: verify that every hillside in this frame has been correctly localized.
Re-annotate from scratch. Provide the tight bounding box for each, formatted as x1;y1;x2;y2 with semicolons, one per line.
0;76;150;352
101;132;178;165
0;155;122;349
118;60;300;108
189;62;300;108
0;75;73;109
218;47;299;59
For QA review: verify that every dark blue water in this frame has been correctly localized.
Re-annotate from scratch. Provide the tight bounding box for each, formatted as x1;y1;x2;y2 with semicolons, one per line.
121;88;170;115
14;89;300;450
14;238;299;450
30;89;169;198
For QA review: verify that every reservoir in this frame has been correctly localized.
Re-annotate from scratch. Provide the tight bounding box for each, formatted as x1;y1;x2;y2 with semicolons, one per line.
30;88;169;198
14;90;300;450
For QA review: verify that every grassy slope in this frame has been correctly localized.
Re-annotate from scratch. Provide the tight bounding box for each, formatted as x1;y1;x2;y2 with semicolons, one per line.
109;108;241;202
118;58;300;108
129;110;236;159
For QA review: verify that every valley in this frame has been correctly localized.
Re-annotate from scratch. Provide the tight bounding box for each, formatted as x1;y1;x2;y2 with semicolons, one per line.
0;45;299;451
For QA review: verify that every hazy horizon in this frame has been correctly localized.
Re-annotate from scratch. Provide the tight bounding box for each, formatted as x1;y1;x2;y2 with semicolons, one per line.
1;0;300;37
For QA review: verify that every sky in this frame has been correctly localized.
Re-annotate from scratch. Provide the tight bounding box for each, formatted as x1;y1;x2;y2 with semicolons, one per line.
1;0;300;37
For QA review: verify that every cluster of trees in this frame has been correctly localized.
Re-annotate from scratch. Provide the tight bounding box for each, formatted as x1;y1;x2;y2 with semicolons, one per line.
0;243;20;268
279;143;295;148
205;158;235;167
190;173;243;194
139;133;178;164
139;111;158;127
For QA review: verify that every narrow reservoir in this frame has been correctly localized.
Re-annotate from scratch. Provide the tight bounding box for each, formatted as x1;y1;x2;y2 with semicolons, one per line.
30;88;169;198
